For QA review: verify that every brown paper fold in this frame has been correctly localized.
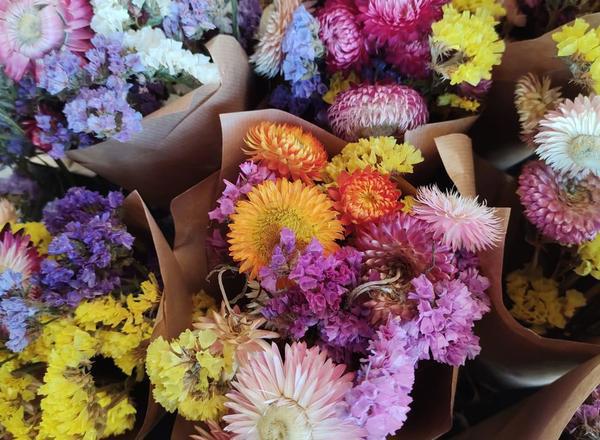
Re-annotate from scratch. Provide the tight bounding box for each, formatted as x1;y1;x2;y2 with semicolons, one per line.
68;35;253;207
121;192;193;439
471;13;600;170
453;354;600;440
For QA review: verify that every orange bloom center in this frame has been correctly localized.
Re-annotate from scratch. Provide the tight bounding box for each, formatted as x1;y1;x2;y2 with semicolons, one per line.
243;122;328;183
334;168;400;224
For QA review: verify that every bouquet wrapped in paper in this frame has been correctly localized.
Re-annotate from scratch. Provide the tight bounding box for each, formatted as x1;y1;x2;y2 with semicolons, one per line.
141;109;509;439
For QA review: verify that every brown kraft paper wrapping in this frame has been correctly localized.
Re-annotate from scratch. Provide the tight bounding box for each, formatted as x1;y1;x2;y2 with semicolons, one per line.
470;13;600;170
120;192;193;439
67;35;253;207
453;354;600;440
166;115;506;439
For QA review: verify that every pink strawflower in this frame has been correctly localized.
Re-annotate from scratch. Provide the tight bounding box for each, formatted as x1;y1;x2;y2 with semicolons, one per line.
345;318;418;439
384;38;431;78
192;421;232;440
356;0;447;49
0;0;93;80
328;84;429;141
224;342;366;439
412;185;502;253
318;0;368;72
355;211;456;283
518;160;600;245
0;226;41;283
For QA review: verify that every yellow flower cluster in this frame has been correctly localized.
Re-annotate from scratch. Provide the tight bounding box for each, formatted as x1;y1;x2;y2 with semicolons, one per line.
552;18;600;94
146;328;233;421
0;355;39;440
507;268;586;334
576;234;600;280
323;71;359;104
437;93;481;112
325;136;424;182
11;222;52;254
431;5;505;86
452;0;506;18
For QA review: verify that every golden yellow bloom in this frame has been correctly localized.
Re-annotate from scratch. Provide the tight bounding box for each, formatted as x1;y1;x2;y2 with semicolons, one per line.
507;268;586;334
576;234;600;279
452;0;506;18
437;93;481;112
228;179;343;278
431;5;505;86
244;122;328;183
323;71;359;104
325;136;423;182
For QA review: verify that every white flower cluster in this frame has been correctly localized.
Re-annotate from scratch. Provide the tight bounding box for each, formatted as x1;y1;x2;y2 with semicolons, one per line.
131;0;172;18
123;28;221;85
90;0;131;35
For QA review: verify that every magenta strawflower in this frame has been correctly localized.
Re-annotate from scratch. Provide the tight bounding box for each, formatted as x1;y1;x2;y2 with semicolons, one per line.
384;38;431;78
412;185;502;252
518;160;600;245
328;84;429;141
318;0;367;72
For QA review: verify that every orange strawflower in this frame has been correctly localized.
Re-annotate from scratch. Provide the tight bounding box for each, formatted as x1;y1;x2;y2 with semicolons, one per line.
330;168;401;225
228;179;343;278
243;122;328;183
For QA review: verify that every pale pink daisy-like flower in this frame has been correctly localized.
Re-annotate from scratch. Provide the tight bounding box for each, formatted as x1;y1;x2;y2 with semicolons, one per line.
535;94;600;179
412;185;501;253
192;421;232;440
250;0;302;78
318;0;367;72
518;160;600;245
0;199;18;225
0;227;41;282
328;84;429;141
224;342;366;439
0;0;93;80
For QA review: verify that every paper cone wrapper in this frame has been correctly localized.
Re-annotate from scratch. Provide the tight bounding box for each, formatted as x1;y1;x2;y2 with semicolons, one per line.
453;354;600;439
470;13;600;170
164;114;506;439
119;192;193;439
67;35;253;207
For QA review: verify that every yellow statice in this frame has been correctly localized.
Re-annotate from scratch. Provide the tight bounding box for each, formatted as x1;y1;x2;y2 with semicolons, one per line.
507;268;586;334
146;329;233;421
325;136;424;182
552;19;600;93
11;222;52;253
401;195;415;213
192;290;217;321
437;93;481;112
452;0;506;18
96;391;137;437
576;234;600;280
0;355;39;440
431;5;505;86
323;71;359;104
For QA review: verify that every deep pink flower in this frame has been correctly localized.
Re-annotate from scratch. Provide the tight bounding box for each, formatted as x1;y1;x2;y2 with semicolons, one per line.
0;226;41;284
518;160;600;245
0;0;93;80
328;83;429;141
384;38;431;78
318;0;368;72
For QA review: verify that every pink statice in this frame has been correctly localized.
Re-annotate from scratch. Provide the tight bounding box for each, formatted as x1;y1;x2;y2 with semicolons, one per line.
407;274;490;366
208;160;276;223
345;318;419;439
518;160;600;245
318;0;368;72
566;386;600;439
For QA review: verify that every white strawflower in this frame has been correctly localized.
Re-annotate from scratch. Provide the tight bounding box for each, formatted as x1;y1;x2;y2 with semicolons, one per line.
90;0;131;35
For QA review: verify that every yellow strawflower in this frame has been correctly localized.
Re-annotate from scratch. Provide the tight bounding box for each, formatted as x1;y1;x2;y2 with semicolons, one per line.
507;267;586;334
325;136;424;182
431;5;505;86
437;93;481;112
576;234;600;280
452;0;506;18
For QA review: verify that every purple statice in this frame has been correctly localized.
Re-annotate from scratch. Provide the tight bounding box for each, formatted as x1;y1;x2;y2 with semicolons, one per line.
407;274;490;366
34;113;78;158
40;213;134;307
36;50;85;95
0;270;39;352
566;386;600;439
281;6;324;98
128;79;169;116
206;227;229;267
15;76;37;116
43;187;124;235
163;0;215;40
457;79;492;100
0;173;38;200
85;34;144;81
345;318;419;439
237;0;261;49
259;229;371;356
63;77;142;142
208;160;276;223
291;74;327;100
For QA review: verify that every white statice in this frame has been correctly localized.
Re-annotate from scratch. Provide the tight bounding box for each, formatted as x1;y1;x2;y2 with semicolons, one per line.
131;0;172;18
90;0;131;35
123;28;221;85
207;0;233;34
